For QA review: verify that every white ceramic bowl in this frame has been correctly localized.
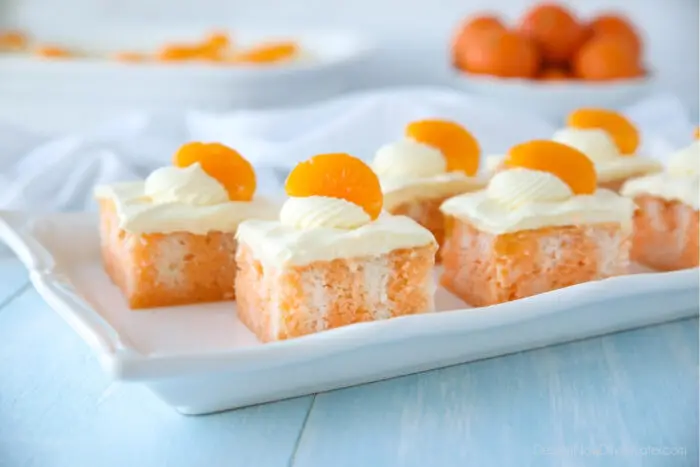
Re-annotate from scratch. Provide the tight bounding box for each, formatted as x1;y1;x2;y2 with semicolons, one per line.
450;70;657;122
0;27;375;134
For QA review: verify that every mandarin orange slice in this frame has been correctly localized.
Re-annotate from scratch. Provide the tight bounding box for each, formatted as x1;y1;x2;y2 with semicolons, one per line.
568;108;639;155
157;44;200;61
35;45;72;59
232;41;299;64
405;119;480;176
0;30;28;50
114;51;146;62
504;140;596;195
284;153;383;219
205;31;231;51
196;31;232;61
173;142;256;201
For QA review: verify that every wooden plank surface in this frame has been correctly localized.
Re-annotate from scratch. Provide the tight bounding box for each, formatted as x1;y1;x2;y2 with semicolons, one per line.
0;255;28;306
0;287;313;467
294;319;699;467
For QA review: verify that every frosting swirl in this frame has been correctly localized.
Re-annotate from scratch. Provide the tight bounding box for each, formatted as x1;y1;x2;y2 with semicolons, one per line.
621;141;700;209
280;196;371;230
487;168;573;209
373;139;446;179
144;163;228;205
552;128;619;162
667;141;699;176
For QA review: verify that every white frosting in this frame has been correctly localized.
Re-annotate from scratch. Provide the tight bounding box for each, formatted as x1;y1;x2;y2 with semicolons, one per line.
552;128;662;182
667;141;699;176
94;165;279;234
144;163;229;205
552;128;619;162
483;154;505;174
621;141;700;209
487;168;573;209
373;138;485;210
237;214;437;266
280;196;371;230
441;168;635;234
373;139;446;179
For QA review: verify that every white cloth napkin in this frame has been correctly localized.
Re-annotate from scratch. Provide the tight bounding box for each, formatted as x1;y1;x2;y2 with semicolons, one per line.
0;86;695;212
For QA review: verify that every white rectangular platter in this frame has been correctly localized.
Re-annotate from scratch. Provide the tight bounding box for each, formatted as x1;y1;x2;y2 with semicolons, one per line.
0;210;698;415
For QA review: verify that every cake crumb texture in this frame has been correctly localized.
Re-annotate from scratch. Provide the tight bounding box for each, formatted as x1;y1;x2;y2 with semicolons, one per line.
235;243;437;342
630;195;699;271
100;200;238;308
441;217;630;306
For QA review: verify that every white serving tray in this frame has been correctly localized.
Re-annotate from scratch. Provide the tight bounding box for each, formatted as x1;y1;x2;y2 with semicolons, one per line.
0;210;698;415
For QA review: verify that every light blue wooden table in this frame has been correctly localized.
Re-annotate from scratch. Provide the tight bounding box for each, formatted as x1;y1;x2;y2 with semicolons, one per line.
0;253;697;467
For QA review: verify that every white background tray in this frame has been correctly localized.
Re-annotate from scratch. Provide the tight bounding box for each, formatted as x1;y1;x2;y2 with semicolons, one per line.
0;210;697;415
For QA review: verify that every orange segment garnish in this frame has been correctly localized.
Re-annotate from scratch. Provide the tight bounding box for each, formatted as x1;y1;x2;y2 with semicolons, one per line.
205;31;231;51
284;153;383;220
405;119;480;176
196;31;232;61
173;142;256;201
0;30;28;50
232;41;299;64
504;140;596;195
157;44;200;61
568;108;639;155
114;51;146;62
35;45;73;59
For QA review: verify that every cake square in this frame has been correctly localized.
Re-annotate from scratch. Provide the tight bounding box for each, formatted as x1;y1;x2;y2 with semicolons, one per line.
440;140;635;306
441;218;631;306
95;143;278;309
620;140;699;271
235;215;437;342
99;198;240;308
372;121;486;257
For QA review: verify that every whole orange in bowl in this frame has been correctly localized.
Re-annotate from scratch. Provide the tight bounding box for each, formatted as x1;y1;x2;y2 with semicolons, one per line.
450;5;653;120
588;13;642;57
538;67;570;82
456;29;541;79
573;35;644;81
517;3;587;66
451;15;506;68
